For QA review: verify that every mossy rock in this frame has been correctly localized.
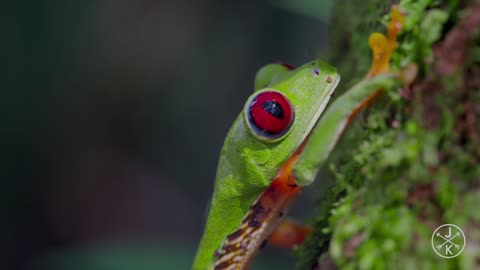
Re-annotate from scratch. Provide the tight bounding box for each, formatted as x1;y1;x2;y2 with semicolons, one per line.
294;0;480;269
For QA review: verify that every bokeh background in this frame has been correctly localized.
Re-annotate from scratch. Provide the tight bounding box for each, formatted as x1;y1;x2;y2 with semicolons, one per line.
4;0;335;269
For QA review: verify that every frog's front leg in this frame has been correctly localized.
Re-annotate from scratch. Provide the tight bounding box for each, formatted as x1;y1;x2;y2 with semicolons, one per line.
267;5;410;249
294;5;408;186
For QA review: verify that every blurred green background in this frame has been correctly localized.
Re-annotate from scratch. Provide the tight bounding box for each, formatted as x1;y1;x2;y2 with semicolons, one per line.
4;1;334;269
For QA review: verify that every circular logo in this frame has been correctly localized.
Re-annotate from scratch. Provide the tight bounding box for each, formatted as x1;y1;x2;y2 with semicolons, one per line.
431;224;466;258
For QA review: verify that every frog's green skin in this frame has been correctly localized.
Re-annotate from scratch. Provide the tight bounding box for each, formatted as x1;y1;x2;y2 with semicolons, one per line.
193;61;399;270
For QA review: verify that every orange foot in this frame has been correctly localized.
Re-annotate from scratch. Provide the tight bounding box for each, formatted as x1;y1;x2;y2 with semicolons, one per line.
268;218;313;248
367;5;405;78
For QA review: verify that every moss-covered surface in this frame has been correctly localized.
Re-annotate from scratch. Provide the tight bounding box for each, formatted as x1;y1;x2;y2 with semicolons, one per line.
294;0;480;269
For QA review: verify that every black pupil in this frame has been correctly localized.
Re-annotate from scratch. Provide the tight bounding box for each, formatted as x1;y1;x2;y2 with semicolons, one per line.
262;100;284;119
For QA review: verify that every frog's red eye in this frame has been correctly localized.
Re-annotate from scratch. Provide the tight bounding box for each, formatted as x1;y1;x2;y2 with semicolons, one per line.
246;90;294;140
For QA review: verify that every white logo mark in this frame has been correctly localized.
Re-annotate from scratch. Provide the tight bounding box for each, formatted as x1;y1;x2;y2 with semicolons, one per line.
431;224;466;258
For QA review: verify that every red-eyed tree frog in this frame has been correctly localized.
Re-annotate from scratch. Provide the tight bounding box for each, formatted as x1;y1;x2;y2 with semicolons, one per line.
193;6;410;270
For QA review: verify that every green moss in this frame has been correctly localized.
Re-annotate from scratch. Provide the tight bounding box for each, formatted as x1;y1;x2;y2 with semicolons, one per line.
294;0;480;269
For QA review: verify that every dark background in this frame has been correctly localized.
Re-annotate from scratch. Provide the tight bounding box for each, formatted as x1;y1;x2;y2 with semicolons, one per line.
3;1;334;269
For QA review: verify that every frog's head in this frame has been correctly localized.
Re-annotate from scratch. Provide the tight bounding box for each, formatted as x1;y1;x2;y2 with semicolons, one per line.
246;60;339;143
240;60;340;178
